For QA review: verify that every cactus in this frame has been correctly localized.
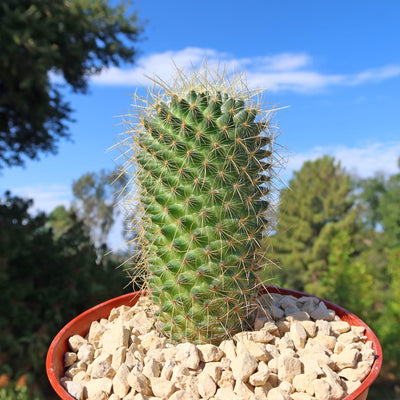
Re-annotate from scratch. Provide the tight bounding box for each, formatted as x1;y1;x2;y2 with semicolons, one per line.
119;65;279;344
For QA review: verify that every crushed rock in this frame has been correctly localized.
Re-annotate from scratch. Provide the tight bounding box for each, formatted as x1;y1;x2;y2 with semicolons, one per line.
60;293;376;400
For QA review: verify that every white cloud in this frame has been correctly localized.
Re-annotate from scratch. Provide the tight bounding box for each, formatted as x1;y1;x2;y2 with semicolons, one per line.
88;47;400;93
349;65;400;85
90;47;223;86
284;141;400;179
12;185;72;214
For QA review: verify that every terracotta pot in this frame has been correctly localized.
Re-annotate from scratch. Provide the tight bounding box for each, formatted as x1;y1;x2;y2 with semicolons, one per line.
46;287;382;400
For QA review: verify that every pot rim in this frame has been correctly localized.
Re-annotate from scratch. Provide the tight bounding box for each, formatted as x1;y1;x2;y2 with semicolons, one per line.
46;286;382;400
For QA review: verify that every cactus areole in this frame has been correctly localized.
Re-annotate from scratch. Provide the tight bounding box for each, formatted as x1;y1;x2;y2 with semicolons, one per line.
120;66;279;344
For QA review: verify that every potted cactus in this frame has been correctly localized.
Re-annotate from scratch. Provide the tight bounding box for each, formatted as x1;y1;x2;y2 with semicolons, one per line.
122;65;276;345
47;65;382;400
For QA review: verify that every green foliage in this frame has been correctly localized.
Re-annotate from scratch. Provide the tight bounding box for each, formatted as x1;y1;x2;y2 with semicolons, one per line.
0;191;130;398
271;155;400;393
360;158;400;248
271;156;364;293
120;67;278;343
320;229;377;322
48;205;75;238
0;0;142;168
376;248;400;369
0;383;41;400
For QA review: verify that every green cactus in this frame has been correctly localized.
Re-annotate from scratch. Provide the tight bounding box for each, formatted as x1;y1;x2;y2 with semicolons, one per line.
119;65;279;344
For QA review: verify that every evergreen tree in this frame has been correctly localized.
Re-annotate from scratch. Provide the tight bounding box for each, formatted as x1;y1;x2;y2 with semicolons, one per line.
271;156;364;293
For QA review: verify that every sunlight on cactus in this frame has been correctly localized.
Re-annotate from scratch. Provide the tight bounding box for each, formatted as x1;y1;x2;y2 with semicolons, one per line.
117;62;282;344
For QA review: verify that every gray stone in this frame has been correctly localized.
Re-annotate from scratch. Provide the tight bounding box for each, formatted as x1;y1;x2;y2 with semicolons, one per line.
310;302;335;321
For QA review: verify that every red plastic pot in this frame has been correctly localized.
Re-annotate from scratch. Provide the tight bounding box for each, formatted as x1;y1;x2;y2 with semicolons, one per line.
46;287;382;400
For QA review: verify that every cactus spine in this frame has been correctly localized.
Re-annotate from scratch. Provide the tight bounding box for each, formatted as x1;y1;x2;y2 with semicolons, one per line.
120;65;278;344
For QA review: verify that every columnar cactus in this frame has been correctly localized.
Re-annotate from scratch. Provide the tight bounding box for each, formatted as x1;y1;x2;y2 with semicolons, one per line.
119;65;279;344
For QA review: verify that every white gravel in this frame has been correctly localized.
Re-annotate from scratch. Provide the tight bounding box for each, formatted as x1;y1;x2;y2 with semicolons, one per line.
60;293;376;400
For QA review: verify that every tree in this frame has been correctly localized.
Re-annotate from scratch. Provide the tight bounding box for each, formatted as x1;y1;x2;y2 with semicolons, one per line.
320;229;377;321
71;169;125;262
358;160;400;377
47;205;75;239
360;158;400;248
0;191;130;398
376;248;400;374
0;0;142;168
270;156;366;293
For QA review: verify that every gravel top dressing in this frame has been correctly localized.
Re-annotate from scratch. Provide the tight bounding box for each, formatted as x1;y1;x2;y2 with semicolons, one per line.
61;293;375;400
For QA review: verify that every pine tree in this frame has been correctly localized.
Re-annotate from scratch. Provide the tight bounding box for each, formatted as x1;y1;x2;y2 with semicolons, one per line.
271;156;364;293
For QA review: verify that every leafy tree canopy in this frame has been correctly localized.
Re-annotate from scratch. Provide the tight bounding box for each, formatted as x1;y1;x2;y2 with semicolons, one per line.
0;0;142;168
0;191;131;398
360;158;400;248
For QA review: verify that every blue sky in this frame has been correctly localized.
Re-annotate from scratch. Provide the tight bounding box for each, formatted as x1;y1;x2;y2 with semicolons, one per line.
2;0;400;248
